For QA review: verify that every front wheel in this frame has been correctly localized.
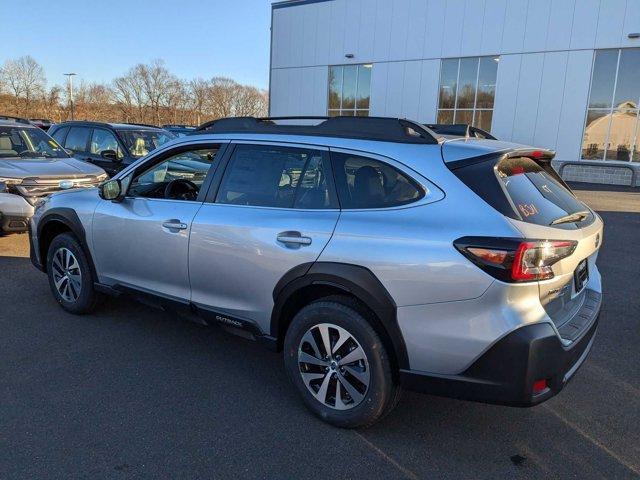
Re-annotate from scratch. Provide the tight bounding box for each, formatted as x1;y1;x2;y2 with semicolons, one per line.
46;232;100;314
284;296;400;428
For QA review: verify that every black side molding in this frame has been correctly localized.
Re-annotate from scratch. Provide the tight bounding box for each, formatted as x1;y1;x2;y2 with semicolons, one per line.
34;208;98;280
271;262;409;369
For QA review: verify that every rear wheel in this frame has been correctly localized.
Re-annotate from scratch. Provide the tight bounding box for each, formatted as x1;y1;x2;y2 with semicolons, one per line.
284;296;400;428
46;233;100;314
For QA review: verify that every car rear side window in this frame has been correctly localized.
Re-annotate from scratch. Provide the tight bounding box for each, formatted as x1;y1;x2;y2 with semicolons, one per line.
64;127;90;153
216;144;334;209
497;157;591;228
331;152;423;209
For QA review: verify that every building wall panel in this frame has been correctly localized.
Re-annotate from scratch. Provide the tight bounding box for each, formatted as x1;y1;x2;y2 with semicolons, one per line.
595;0;627;48
569;0;600;50
441;0;465;58
533;51;569;152
417;59;441;123
423;0;446;59
523;0;551;52
500;0;528;54
480;0;507;55
546;0;576;51
491;54;522;140
556;50;594;160
461;0;485;57
512;53;545;146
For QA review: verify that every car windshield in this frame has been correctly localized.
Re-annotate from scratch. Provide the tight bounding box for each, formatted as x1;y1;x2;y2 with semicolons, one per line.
116;129;175;158
0;125;68;159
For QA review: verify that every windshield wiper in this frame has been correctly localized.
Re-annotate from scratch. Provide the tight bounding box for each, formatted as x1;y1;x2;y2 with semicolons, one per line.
19;151;49;158
549;210;590;226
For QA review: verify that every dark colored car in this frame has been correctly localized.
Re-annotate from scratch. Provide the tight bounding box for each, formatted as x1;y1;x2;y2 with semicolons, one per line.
162;124;197;137
48;121;176;176
29;119;54;131
425;123;497;140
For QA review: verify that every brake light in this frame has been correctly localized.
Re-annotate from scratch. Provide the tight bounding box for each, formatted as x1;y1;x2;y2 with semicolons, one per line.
532;379;548;394
454;237;577;283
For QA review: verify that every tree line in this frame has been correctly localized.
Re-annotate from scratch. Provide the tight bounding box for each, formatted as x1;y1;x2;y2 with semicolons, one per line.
0;56;268;126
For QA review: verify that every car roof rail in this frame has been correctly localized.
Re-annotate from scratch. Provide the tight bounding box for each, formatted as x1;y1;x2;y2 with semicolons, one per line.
195;116;440;144
424;123;497;140
123;122;159;128
0;115;32;125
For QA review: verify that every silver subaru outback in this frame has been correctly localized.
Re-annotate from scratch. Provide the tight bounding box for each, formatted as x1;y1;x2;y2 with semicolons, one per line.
30;117;603;428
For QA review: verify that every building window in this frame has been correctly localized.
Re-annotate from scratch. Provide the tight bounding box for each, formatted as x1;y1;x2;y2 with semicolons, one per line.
436;56;499;132
582;48;640;162
328;64;372;117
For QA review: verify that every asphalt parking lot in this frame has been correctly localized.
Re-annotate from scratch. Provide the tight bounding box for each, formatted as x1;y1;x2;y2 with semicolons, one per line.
1;183;639;479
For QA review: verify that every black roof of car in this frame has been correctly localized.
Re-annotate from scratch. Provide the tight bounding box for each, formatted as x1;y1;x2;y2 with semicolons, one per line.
0;115;34;126
196;116;440;144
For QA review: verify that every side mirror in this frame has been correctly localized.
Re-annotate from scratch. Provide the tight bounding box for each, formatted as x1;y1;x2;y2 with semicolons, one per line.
100;149;118;161
98;179;122;201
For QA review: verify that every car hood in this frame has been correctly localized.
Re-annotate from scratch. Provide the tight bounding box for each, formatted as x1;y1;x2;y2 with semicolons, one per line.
0;156;105;179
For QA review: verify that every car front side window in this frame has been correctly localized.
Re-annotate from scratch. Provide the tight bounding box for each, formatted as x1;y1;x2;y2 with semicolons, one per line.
90;129;123;159
127;147;219;201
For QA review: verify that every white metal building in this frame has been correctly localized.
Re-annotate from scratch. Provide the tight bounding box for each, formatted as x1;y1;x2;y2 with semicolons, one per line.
269;0;640;186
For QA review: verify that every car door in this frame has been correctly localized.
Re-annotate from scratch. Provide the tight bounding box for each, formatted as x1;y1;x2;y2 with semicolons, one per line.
92;143;225;300
189;142;340;333
86;128;126;176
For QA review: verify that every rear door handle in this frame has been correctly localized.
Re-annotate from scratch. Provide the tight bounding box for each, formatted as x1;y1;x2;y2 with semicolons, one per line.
277;232;312;246
162;220;188;230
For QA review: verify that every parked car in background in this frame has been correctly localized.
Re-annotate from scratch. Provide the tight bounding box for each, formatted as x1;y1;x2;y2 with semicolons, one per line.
162;124;196;137
0;118;106;234
29;118;54;131
48;121;176;176
30;116;602;428
425;123;497;140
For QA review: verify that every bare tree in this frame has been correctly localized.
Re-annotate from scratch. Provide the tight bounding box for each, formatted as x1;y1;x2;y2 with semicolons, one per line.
208;77;240;118
189;78;210;125
139;59;175;125
0;55;269;125
113;64;148;122
1;56;46;116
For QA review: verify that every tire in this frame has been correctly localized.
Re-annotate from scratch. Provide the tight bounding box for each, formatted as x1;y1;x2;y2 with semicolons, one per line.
46;232;100;314
284;295;400;428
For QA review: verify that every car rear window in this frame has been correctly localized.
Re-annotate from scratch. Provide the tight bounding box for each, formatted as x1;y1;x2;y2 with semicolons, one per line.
496;157;591;228
450;155;592;229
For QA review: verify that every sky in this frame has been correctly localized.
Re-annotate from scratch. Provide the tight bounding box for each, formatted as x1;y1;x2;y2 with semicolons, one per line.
0;0;273;90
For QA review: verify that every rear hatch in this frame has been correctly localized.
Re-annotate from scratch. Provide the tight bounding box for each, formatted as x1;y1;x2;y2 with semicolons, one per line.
444;140;603;341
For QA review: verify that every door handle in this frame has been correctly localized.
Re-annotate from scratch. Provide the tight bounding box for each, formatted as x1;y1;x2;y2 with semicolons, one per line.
162;220;188;230
277;232;312;246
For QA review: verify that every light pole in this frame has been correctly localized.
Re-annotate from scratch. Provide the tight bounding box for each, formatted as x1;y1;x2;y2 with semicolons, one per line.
63;73;77;121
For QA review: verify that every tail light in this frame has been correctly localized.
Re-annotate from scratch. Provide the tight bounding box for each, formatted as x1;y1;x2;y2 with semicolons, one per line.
455;237;577;283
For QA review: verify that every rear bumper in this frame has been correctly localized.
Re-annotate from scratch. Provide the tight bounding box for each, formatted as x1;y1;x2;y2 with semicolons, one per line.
400;293;601;406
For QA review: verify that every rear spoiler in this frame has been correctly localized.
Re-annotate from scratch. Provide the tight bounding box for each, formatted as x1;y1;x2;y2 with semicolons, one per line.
446;148;556;170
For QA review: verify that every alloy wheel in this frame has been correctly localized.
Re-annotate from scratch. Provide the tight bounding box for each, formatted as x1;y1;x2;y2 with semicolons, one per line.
51;247;82;302
298;323;370;410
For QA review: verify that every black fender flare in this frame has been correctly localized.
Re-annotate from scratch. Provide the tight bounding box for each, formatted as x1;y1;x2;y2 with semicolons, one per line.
271;262;410;370
36;208;98;281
